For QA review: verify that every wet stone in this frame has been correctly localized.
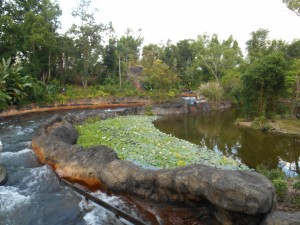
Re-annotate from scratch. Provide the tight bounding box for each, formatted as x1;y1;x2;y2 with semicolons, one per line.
0;166;8;185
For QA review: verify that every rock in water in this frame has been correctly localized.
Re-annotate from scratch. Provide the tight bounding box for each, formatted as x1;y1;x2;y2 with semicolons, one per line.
0;166;8;185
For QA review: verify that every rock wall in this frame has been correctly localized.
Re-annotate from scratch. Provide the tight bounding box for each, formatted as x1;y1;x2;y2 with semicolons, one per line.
31;108;282;225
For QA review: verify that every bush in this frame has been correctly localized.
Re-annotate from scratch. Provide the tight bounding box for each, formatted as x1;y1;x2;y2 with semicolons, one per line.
197;81;224;105
292;194;300;208
273;179;288;202
252;116;271;131
256;165;288;202
293;180;300;190
256;165;286;181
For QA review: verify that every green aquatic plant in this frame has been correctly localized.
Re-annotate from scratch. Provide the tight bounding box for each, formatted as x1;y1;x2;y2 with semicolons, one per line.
76;115;250;170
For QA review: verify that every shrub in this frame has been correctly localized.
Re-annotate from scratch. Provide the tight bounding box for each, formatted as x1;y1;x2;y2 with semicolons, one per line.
256;165;286;181
256;165;288;202
293;180;300;190
268;169;286;181
198;81;224;105
252;116;271;131
273;179;288;202
292;194;300;208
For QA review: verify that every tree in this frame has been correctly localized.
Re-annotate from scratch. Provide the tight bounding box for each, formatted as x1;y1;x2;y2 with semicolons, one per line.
0;0;61;83
283;0;300;16
69;0;111;88
140;59;180;92
241;53;287;118
101;38;119;84
117;29;144;64
192;34;243;82
141;43;164;67
246;29;270;62
287;39;300;58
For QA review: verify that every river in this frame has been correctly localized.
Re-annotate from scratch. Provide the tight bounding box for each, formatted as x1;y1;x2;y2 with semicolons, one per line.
0;110;146;225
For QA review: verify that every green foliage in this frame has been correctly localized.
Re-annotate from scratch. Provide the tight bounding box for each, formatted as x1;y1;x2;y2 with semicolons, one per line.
251;116;271;131
76;115;249;170
273;179;288;202
256;165;288;202
285;59;300;100
198;81;224;104
57;85;109;101
144;106;154;116
0;58;34;108
145;90;180;103
69;0;112;88
241;53;287;118
293;180;300;190
283;0;300;16
193;34;243;82
292;194;300;208
256;165;287;181
141;59;181;92
221;69;242;104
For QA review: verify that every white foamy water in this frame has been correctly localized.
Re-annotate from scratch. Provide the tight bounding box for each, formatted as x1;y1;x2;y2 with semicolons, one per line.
0;148;39;168
0;186;30;212
80;191;139;225
1;148;33;158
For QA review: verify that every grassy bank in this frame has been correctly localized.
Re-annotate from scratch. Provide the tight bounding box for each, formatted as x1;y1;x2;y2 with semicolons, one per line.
236;117;300;136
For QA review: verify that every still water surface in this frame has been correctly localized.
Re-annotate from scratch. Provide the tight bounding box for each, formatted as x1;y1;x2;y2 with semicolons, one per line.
154;109;300;177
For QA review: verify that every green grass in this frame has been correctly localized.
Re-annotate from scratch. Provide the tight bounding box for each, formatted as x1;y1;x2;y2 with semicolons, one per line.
76;115;250;170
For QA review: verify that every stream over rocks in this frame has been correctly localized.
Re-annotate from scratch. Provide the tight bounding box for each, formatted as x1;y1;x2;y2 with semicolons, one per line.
31;107;281;225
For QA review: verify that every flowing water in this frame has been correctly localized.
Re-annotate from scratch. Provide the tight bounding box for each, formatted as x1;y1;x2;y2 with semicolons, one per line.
154;109;300;177
0;110;148;225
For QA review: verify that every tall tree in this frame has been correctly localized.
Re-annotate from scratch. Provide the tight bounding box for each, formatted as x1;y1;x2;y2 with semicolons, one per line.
141;43;164;68
140;59;180;92
0;0;61;82
241;53;287;118
246;29;270;62
117;28;144;64
69;0;111;88
192;34;243;82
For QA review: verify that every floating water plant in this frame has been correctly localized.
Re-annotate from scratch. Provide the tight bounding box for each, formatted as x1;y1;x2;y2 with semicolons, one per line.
76;115;249;170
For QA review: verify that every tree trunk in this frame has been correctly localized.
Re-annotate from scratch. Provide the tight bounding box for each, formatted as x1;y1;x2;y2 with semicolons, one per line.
258;84;264;116
48;49;51;82
119;55;122;88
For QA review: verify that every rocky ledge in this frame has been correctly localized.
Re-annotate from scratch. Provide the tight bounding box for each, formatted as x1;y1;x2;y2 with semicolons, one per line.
31;107;299;225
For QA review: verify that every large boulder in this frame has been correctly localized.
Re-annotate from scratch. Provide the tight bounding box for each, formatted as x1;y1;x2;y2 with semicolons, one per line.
32;112;277;225
261;211;300;225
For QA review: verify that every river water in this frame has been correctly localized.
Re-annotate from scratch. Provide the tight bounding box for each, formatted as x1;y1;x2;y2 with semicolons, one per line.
154;109;300;177
0;110;146;225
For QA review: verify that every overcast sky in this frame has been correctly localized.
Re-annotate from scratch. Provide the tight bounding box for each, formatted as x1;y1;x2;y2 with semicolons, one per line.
57;0;299;50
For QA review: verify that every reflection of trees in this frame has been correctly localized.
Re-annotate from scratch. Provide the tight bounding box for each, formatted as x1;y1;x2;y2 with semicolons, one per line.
155;110;300;174
279;138;300;174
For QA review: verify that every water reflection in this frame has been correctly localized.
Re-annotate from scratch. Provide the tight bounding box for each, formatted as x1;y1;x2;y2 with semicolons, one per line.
154;110;300;176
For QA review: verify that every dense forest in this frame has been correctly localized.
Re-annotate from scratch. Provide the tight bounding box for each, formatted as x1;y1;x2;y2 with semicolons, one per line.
0;0;299;120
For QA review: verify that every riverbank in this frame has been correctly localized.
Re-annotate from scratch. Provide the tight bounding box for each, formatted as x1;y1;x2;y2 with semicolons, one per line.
0;97;153;118
236;119;300;137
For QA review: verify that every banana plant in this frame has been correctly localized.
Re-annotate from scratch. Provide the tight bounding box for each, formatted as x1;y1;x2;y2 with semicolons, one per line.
0;58;32;107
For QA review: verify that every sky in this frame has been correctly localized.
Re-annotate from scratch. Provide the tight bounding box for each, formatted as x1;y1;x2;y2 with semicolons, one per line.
57;0;299;51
